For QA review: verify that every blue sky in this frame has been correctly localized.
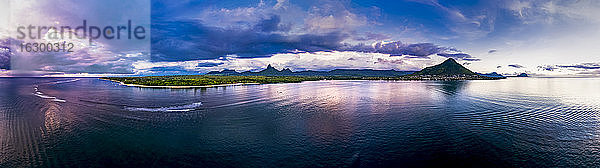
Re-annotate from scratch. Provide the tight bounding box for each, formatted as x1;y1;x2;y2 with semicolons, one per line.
1;0;600;76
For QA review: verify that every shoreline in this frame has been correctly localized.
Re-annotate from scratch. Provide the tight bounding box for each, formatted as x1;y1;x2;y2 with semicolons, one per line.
100;77;501;89
99;78;261;89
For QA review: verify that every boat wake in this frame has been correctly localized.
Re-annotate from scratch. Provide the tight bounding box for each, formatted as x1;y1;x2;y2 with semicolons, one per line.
124;102;203;112
33;86;66;102
43;79;80;85
30;79;80;103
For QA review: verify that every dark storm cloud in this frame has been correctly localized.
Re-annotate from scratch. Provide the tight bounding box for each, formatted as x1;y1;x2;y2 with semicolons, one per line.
338;41;475;59
197;62;224;67
144;66;201;75
151;16;476;62
151;17;349;62
462;58;481;61
254;15;291;32
436;53;479;61
508;64;525;68
364;42;446;57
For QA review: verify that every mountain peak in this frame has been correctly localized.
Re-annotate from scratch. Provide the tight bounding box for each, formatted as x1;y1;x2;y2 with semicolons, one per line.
411;58;477;76
258;64;282;74
281;68;293;73
441;58;458;64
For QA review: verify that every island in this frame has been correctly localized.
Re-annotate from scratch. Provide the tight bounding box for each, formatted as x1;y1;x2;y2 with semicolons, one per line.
516;73;529;77
101;58;506;88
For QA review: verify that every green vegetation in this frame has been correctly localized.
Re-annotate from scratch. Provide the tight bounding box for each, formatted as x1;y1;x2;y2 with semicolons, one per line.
103;74;501;87
102;75;362;86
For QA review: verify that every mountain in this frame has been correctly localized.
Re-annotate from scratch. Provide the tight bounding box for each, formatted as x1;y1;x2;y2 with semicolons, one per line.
205;59;503;80
516;73;528;77
207;64;414;77
478;72;505;78
257;64;281;75
410;58;476;76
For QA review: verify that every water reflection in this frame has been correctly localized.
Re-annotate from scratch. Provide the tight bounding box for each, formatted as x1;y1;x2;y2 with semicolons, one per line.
0;78;599;167
434;81;468;95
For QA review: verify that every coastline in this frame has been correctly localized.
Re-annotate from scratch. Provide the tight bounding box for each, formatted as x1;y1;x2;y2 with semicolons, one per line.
100;77;502;89
99;78;261;89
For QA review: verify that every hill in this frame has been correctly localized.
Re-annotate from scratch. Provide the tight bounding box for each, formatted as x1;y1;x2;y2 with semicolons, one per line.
402;58;504;80
478;72;505;78
411;58;476;76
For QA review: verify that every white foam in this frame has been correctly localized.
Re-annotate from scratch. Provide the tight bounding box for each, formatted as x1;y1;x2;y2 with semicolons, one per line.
52;99;67;102
33;93;56;99
32;88;66;103
47;79;80;85
125;102;203;112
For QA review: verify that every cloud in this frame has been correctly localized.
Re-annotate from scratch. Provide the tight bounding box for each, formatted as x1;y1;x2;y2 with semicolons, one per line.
407;0;496;39
152;15;475;63
352;32;391;41
505;0;600;24
488;49;497;53
304;6;367;33
537;65;558;71
337;41;476;60
6;0;509;76
149;0;481;64
197;62;224;67
436;53;471;59
0;0;150;75
151;18;350;61
254;15;291;32
535;62;600;77
538;63;600;72
508;64;525;68
577;70;600;76
0;40;11;70
463;58;481;61
557;63;600;69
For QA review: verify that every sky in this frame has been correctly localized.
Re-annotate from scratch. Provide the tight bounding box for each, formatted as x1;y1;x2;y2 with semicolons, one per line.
1;0;600;77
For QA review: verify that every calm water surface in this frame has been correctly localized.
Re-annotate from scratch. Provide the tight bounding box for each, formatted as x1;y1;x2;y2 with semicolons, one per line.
1;78;600;167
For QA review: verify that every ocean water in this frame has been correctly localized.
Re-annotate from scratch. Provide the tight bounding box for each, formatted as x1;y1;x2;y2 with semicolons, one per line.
1;77;599;167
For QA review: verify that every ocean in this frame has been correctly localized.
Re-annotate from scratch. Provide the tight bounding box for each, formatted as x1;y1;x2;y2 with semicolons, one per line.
1;77;599;167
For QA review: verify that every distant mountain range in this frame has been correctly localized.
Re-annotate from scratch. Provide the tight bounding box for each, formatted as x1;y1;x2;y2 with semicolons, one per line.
478;72;506;78
207;58;506;80
207;64;415;77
